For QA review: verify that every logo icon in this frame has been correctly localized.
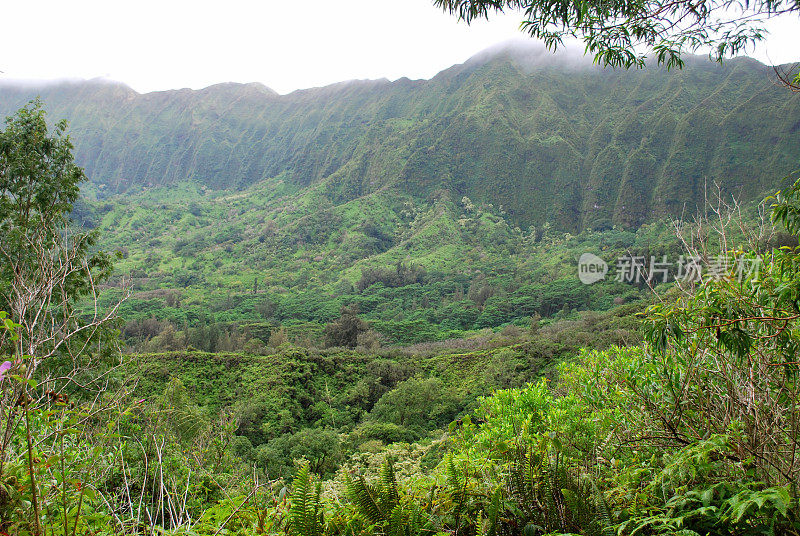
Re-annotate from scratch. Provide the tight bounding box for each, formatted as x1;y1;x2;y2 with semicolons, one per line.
578;253;608;285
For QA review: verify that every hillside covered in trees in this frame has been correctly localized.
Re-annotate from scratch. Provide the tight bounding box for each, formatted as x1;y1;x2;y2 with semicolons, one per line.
1;43;799;231
2;44;798;349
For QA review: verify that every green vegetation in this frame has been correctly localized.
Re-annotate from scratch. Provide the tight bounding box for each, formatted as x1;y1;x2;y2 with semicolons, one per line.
0;45;797;234
128;303;637;478
2;46;796;349
1;36;800;535
94;179;659;348
5;221;800;533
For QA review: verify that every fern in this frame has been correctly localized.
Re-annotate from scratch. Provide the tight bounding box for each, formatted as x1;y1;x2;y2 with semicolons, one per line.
380;457;400;508
347;474;385;525
588;476;614;536
445;454;471;533
288;462;325;536
502;441;615;536
348;457;435;536
347;458;399;525
482;487;501;536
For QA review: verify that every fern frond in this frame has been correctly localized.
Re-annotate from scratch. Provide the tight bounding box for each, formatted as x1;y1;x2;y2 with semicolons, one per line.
288;462;325;536
588;475;614;536
381;456;400;507
347;473;385;524
486;487;501;536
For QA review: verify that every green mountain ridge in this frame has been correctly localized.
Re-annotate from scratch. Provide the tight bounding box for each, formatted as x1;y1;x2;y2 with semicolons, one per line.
2;43;798;231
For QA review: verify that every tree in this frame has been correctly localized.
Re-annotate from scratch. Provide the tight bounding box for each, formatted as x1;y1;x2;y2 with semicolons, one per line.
324;304;369;348
641;183;800;488
0;100;125;375
434;0;799;69
0;101;127;535
256;428;343;478
370;377;460;435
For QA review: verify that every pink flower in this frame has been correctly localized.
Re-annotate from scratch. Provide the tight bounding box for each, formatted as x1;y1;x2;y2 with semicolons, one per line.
0;361;11;382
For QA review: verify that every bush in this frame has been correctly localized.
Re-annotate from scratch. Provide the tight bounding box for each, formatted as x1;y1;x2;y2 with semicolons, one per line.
324;305;369;348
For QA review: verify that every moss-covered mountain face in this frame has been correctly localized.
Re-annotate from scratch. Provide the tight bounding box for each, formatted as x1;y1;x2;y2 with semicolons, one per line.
2;43;798;231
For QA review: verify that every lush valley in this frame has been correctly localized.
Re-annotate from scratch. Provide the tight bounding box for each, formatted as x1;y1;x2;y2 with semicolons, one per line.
89;179;666;348
2;45;797;350
131;302;639;477
1;36;800;536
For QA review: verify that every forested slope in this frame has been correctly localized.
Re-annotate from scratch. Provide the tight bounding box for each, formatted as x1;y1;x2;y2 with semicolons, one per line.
2;43;798;230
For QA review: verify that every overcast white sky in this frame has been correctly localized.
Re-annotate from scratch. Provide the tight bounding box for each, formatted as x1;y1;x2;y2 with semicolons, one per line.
1;0;798;95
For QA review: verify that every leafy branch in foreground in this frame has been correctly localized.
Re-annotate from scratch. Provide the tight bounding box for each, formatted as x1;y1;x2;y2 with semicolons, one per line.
641;178;800;490
434;0;798;69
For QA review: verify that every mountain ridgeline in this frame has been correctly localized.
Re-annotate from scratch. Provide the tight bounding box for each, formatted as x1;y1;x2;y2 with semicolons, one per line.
2;43;798;231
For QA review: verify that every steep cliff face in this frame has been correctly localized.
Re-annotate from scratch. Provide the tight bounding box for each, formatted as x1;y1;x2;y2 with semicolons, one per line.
2;44;798;230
